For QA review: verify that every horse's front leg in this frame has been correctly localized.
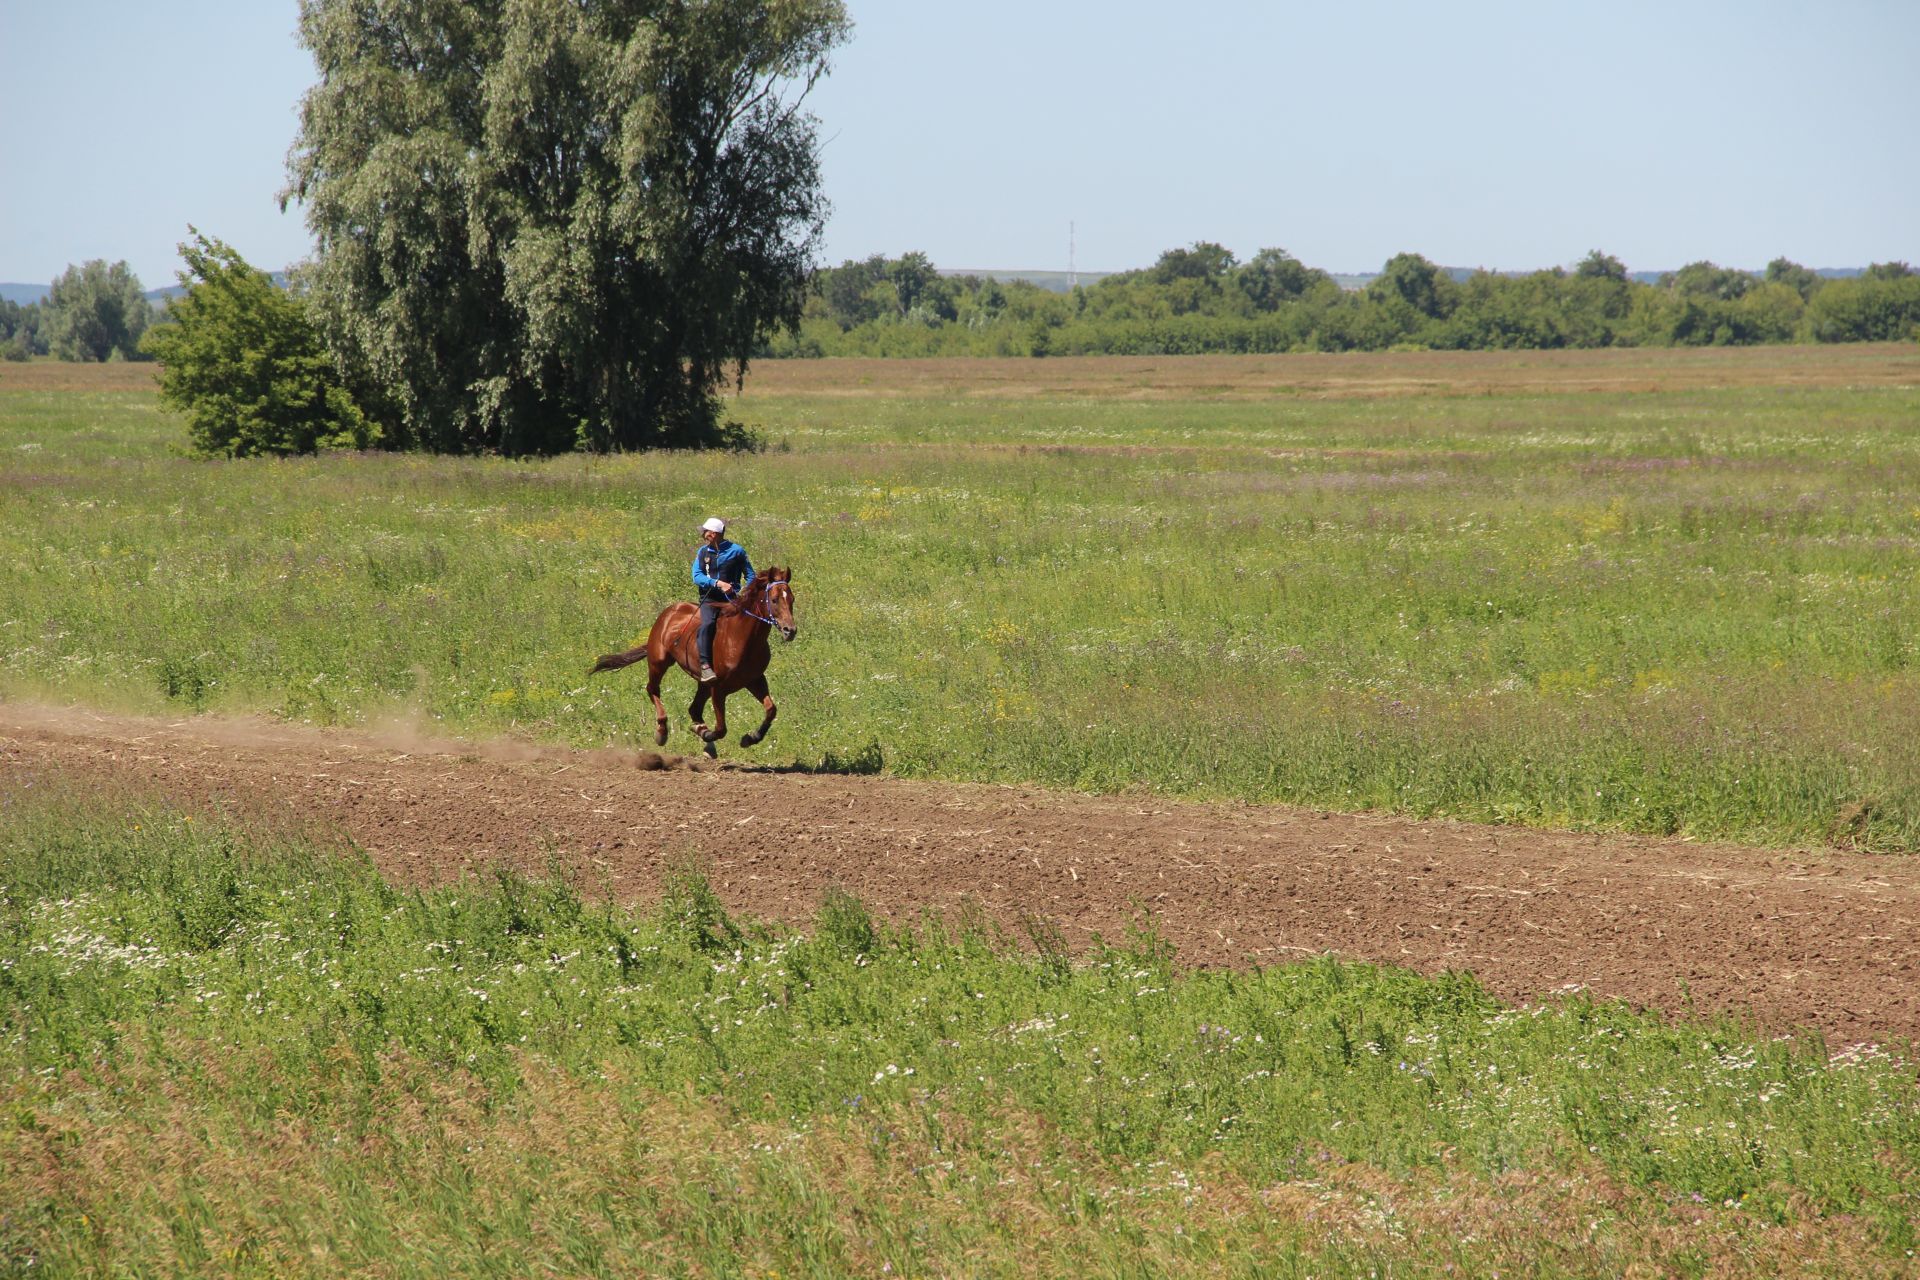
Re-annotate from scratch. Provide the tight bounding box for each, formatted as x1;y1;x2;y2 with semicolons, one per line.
689;687;726;758
698;690;725;759
688;685;712;743
740;676;777;747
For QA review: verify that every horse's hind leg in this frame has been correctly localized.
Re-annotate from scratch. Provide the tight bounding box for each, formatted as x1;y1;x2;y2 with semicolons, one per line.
642;608;691;747
740;676;777;748
645;660;671;746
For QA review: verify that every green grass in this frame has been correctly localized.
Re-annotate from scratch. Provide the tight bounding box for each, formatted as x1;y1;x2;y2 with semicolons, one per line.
3;368;1919;848
4;797;1917;1276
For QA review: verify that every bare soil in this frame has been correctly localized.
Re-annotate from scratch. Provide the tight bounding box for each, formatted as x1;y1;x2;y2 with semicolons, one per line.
6;701;1917;1048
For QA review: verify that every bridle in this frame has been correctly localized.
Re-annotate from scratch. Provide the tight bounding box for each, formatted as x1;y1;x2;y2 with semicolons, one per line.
738;580;794;630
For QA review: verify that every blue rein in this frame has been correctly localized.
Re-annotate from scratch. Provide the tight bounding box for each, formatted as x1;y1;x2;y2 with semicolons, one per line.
736;584;788;628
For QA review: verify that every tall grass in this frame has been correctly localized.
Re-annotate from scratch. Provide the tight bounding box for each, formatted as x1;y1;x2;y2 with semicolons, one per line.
3;797;1917;1275
2;365;1918;847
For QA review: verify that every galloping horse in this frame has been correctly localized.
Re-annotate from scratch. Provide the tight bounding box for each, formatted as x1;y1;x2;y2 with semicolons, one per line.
587;568;798;756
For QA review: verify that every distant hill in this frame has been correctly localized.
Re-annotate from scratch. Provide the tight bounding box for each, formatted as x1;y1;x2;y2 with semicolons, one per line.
1337;266;1870;291
1;274;291;307
939;268;1113;294
937;264;1874;295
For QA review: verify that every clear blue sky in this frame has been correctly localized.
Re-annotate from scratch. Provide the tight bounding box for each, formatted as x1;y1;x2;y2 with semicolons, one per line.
2;0;1914;287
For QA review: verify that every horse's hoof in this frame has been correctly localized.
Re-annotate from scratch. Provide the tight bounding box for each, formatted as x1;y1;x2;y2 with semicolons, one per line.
702;741;718;760
654;725;669;746
739;732;760;747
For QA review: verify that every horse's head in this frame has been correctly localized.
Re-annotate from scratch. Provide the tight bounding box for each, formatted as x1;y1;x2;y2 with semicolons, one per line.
754;567;798;642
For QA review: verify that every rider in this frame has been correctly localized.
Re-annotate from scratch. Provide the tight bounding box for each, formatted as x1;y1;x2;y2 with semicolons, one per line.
692;515;755;683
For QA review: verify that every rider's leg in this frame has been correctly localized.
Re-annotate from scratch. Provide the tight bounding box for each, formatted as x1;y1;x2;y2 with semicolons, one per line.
696;603;719;676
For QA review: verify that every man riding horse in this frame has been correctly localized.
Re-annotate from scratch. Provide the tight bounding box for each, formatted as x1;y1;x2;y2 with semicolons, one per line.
586;515;797;757
692;516;754;683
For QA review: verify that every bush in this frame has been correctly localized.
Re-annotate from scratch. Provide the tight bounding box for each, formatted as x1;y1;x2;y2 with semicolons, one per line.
1807;274;1920;342
142;230;378;457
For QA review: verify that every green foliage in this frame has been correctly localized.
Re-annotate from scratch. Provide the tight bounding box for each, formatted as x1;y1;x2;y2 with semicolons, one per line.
1765;256;1822;300
4;807;1918;1273
1441;269;1570;349
41;259;149;361
1149;240;1237;284
1370;251;1456;324
775;247;1920;359
658;856;746;954
1575;249;1628;283
140;230;377;457
814;882;878;956
0;298;48;360
1666;260;1756;302
814;251;958;331
284;0;850;455
1236;246;1333;310
1807;271;1920;342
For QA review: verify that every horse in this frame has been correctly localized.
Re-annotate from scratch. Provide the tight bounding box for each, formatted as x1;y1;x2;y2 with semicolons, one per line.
587;567;798;757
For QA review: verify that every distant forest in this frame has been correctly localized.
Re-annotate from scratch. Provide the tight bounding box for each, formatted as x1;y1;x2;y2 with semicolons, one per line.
8;246;1916;366
767;247;1920;358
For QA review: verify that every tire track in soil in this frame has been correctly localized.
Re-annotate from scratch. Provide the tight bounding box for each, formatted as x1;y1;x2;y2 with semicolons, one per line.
5;702;1917;1047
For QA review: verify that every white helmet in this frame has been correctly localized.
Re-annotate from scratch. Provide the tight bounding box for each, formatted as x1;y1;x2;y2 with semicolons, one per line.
700;516;726;534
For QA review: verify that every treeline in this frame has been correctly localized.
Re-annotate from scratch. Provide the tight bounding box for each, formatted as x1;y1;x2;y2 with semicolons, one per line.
0;259;157;362
766;247;1920;358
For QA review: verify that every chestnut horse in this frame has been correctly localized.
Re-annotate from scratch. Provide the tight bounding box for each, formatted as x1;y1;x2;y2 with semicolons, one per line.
587;568;797;756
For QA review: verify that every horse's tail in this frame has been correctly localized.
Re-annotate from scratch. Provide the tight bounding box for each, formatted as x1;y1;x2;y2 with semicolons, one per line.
587;645;647;677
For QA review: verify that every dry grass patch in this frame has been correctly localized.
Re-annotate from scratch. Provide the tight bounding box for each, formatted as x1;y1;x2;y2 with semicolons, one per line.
10;343;1916;405
0;362;160;394
732;343;1920;402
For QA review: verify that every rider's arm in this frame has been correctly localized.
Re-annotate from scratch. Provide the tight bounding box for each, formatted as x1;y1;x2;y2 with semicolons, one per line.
692;549;716;592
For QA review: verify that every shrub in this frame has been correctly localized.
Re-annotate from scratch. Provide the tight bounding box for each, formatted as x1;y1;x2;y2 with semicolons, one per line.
142;230;378;456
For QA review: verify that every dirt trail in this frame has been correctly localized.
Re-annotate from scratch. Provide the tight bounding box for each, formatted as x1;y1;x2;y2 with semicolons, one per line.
5;701;1917;1047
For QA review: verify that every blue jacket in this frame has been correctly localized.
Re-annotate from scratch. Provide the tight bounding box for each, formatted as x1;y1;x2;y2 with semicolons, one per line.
693;539;755;602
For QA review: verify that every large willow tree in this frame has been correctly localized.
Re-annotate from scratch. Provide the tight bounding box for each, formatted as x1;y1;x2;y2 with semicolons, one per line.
284;0;848;454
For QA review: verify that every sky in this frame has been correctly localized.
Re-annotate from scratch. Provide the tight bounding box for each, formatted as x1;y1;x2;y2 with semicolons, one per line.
2;0;1915;288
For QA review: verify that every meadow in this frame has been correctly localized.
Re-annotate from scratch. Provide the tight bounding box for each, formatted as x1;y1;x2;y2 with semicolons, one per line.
6;348;1920;1275
3;791;1917;1276
3;346;1918;850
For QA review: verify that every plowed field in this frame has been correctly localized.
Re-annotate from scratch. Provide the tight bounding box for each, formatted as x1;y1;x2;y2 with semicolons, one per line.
7;701;1916;1048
